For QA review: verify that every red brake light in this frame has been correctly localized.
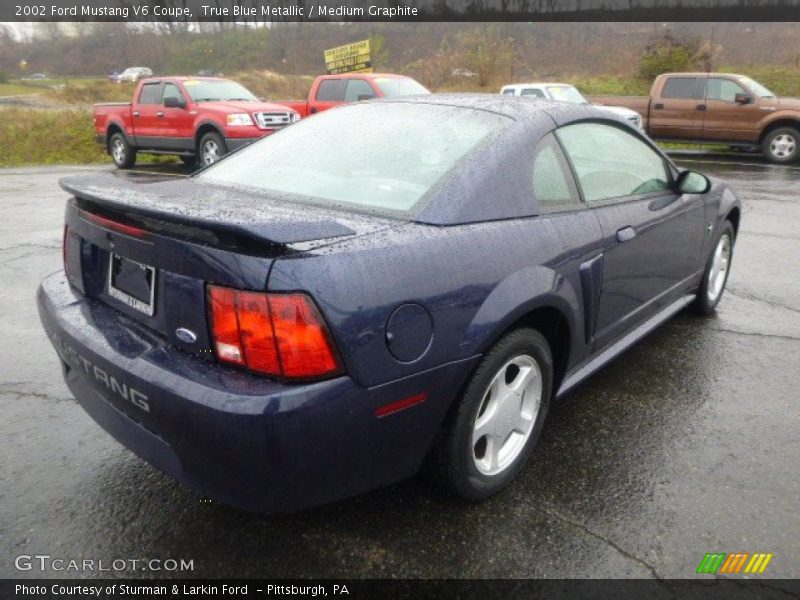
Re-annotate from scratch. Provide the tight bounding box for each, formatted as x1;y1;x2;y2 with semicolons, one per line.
207;285;341;380
62;225;69;272
81;210;147;238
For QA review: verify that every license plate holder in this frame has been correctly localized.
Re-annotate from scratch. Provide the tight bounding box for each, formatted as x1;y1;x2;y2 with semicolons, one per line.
108;253;156;316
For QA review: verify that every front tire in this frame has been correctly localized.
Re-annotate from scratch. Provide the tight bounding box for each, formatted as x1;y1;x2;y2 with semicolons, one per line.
108;132;136;169
762;127;800;164
198;132;227;166
692;220;735;315
430;328;553;500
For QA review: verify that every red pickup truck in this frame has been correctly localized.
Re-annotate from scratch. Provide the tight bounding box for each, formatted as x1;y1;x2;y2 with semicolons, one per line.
276;73;429;117
94;77;300;168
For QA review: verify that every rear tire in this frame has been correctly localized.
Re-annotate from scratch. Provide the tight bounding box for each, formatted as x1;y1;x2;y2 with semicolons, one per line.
761;127;800;164
429;328;553;500
108;132;136;169
198;132;227;166
692;220;735;315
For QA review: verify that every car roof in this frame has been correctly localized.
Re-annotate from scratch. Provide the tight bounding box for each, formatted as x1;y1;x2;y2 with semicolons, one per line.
323;72;410;80
381;93;600;122
662;72;746;78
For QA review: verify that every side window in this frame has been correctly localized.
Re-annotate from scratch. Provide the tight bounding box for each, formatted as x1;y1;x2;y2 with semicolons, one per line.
501;88;516;95
521;88;546;98
344;79;376;102
662;77;702;99
315;79;347;102
138;83;162;105
162;83;184;104
532;134;582;212
556;122;671;204
706;78;745;103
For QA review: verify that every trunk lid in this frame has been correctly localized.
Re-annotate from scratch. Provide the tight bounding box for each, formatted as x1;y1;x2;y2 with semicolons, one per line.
61;172;399;361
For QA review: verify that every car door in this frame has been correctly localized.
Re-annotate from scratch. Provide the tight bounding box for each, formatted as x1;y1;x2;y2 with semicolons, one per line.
556;121;706;350
158;81;194;151
133;81;163;147
649;75;706;140
702;76;762;142
310;78;347;114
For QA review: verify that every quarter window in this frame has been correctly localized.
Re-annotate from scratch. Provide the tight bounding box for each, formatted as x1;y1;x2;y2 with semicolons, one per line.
138;83;162;105
315;79;347;102
532;134;582;212
556;122;671;203
706;78;745;103
662;77;703;99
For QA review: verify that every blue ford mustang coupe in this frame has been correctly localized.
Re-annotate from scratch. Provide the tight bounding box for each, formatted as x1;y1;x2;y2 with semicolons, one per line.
38;95;740;512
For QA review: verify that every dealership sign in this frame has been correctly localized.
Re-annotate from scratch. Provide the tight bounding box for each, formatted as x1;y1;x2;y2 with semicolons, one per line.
324;39;372;75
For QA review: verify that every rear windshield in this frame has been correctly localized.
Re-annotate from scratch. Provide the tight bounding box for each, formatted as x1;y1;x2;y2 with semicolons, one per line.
198;103;510;214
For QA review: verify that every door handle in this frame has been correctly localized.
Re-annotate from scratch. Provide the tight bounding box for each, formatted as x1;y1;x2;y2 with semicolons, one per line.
309;108;317;114
133;111;140;117
156;111;164;117
653;103;664;110
617;226;636;243
696;104;707;111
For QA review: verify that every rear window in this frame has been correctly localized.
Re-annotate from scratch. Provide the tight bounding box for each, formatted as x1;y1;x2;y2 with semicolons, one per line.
138;83;162;104
198;103;510;215
662;77;703;99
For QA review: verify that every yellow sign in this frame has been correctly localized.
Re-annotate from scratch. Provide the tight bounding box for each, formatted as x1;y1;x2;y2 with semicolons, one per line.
324;40;372;75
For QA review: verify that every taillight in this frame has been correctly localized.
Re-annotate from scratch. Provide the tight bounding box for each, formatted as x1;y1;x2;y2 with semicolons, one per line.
80;209;147;238
207;285;342;380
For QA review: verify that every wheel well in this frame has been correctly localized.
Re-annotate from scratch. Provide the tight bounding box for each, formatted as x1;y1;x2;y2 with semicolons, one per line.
195;124;223;152
726;206;741;236
760;119;800;143
105;124;123;152
502;306;571;393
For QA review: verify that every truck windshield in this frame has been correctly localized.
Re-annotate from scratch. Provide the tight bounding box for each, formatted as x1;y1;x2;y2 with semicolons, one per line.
372;77;430;98
198;103;510;215
183;79;258;102
546;86;588;104
739;77;775;98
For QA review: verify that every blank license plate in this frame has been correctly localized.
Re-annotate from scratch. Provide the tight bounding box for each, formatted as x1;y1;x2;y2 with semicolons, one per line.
108;253;156;316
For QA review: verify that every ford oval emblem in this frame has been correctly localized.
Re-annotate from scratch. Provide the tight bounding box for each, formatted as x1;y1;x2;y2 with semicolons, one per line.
175;328;197;344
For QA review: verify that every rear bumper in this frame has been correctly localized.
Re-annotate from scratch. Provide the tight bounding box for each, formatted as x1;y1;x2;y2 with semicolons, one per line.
37;272;477;513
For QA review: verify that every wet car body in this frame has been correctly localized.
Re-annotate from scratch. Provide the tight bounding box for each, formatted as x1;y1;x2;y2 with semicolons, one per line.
37;96;741;512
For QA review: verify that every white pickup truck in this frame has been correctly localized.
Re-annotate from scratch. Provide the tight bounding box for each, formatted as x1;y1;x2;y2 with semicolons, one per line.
500;82;643;130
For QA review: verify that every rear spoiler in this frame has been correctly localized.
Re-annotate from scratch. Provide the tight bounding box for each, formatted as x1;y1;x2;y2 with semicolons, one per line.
60;173;357;252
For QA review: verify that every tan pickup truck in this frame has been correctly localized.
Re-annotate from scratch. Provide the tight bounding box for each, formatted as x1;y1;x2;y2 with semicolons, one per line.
595;72;800;163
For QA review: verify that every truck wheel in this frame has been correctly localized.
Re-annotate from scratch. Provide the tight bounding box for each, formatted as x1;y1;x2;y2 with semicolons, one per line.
762;127;800;164
109;132;136;169
198;132;227;166
429;328;552;500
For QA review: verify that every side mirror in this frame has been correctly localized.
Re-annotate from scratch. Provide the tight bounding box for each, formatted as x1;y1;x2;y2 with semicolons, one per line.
677;170;711;194
357;94;376;101
734;93;753;105
164;96;186;109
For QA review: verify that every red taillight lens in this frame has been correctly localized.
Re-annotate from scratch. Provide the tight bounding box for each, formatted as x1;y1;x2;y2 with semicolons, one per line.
269;294;341;379
207;285;341;380
81;210;147;238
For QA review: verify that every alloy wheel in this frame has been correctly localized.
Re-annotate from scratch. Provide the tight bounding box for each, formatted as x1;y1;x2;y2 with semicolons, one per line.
707;233;731;302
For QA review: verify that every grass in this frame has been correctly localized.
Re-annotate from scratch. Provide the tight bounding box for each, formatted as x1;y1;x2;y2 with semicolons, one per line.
0;108;178;168
0;82;45;96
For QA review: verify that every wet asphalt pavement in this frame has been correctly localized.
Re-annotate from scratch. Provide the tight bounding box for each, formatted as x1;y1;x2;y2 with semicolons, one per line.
1;158;798;579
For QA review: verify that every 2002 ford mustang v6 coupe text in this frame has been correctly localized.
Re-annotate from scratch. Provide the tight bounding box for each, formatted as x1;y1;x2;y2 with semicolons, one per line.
38;95;740;512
